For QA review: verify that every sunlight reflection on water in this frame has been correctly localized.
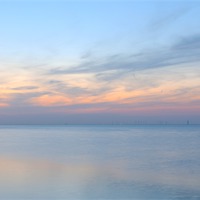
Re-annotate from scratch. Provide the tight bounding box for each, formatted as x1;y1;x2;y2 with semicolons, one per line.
0;125;200;199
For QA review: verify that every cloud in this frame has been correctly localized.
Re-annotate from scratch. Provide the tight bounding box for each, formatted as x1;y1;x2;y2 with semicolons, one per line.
47;33;200;83
173;34;200;50
0;33;199;118
11;86;39;91
44;78;113;99
9;91;50;107
150;6;193;31
0;103;8;107
47;80;90;97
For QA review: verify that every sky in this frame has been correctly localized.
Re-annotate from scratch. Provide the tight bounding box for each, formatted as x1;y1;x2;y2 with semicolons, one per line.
0;0;200;124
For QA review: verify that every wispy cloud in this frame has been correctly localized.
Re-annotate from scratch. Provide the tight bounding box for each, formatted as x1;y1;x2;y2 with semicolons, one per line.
173;34;200;50
47;33;200;82
150;6;193;31
11;86;39;91
0;33;199;112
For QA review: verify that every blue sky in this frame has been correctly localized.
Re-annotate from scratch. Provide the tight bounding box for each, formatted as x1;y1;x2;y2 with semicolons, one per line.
0;1;200;124
1;1;199;59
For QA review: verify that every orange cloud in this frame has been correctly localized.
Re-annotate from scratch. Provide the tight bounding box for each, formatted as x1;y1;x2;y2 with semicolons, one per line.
30;94;72;106
1;62;200;115
0;103;9;107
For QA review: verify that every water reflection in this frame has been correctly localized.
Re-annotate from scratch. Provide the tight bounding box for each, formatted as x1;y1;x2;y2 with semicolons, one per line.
0;156;200;199
0;125;200;199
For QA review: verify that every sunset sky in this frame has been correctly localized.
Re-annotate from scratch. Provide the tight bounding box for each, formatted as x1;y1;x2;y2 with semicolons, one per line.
0;1;200;124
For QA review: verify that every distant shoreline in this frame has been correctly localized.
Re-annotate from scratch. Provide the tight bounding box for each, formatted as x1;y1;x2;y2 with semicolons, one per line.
0;124;200;126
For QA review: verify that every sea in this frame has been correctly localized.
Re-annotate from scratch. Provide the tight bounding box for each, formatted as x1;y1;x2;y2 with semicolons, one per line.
0;125;199;199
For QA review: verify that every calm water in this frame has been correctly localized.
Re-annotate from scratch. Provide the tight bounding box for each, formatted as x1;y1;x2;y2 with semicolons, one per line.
0;125;199;199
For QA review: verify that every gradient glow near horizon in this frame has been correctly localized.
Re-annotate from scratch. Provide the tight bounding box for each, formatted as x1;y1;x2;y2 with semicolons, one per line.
0;1;200;124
